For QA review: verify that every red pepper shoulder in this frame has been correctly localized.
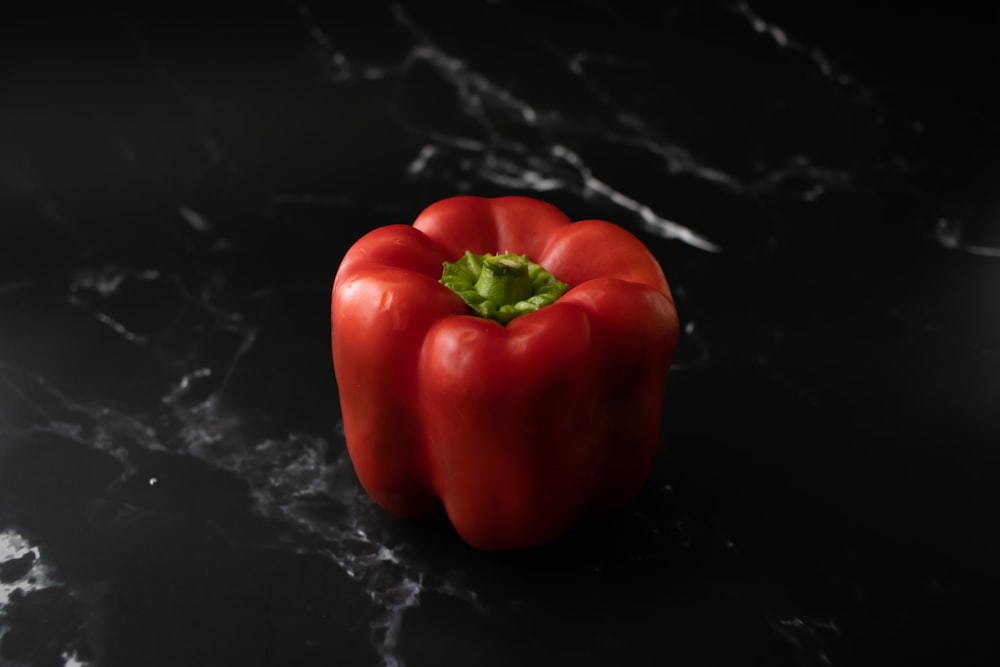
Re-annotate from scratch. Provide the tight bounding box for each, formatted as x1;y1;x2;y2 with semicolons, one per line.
413;196;571;262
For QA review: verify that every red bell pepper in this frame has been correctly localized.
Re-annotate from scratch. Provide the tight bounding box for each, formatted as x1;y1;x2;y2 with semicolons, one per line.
331;196;679;550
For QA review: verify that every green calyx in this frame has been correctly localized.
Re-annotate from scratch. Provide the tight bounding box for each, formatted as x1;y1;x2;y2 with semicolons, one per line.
440;251;569;324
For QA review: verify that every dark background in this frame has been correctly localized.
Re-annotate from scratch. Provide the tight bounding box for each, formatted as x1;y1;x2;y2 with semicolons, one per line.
1;2;998;666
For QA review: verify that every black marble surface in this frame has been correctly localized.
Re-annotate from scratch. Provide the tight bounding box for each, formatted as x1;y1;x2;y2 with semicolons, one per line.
2;2;999;666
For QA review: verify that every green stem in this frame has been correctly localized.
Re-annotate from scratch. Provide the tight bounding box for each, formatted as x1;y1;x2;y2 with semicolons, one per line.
474;254;533;305
440;251;569;324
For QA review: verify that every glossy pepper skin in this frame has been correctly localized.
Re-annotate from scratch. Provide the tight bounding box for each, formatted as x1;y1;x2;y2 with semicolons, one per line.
331;196;679;551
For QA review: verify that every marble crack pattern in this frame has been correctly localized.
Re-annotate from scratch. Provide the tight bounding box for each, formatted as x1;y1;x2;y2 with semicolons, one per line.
0;363;480;667
728;0;877;102
4;262;483;667
294;0;934;257
0;530;93;667
934;217;1000;259
388;3;724;251
766;613;839;667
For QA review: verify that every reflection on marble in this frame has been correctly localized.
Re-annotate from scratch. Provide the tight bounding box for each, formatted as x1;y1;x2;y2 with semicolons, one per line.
2;1;998;665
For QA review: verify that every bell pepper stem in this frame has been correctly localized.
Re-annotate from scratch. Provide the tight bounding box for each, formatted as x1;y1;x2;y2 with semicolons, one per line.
440;251;569;324
474;254;533;305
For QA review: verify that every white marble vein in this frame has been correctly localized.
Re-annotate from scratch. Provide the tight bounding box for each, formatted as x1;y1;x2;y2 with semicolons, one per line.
766;613;839;667
935;217;1000;258
728;1;873;99
0;530;92;667
3;256;481;666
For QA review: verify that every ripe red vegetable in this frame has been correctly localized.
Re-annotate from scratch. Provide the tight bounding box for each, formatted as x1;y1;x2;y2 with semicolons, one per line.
331;196;679;550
